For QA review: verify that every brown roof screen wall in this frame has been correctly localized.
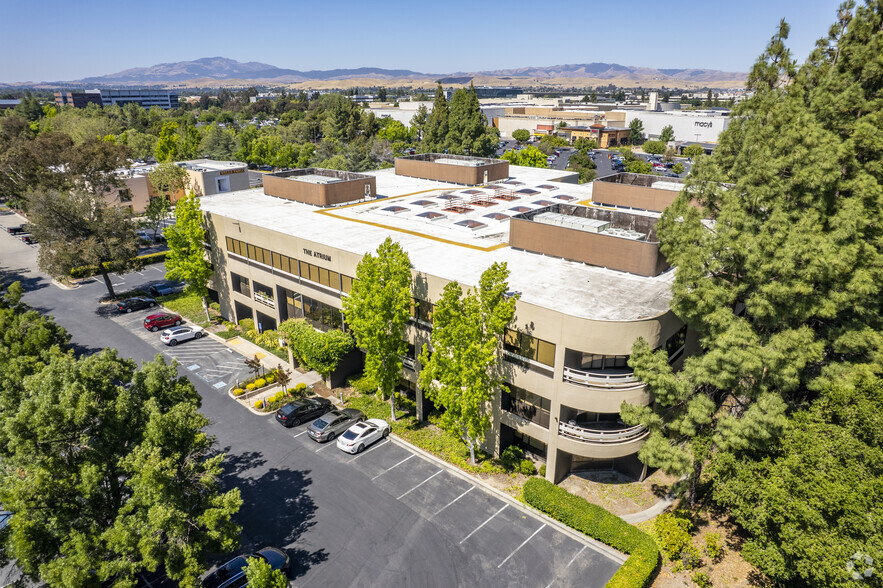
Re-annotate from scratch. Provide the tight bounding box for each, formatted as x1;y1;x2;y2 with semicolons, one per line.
263;169;376;207
508;204;669;277
395;154;509;185
592;173;689;212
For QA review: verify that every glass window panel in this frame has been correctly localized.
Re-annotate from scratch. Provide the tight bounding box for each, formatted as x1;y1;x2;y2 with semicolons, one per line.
319;268;330;287
504;329;519;350
537;340;556;367
246;243;256;260
271;252;281;270
226;236;234;252
329;271;340;290
309;264;320;284
235;239;243;256
341;275;353;293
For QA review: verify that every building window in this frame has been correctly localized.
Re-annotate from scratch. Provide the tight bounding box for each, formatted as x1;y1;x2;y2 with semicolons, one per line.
566;352;629;372
502;384;550;428
410;298;434;326
504;328;556;367
665;325;687;362
512;430;547;460
118;188;132;202
231;272;250;297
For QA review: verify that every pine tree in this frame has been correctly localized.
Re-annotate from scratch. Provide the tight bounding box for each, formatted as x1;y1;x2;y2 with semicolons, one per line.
621;5;883;508
421;84;448;153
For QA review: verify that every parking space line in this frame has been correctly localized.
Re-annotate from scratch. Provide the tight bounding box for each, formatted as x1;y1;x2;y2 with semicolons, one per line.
315;442;334;452
347;439;389;462
433;485;474;516
292;431;309;439
498;523;545;568
397;470;442;500
149;266;163;272
459;504;507;545
370;454;414;480
544;545;586;588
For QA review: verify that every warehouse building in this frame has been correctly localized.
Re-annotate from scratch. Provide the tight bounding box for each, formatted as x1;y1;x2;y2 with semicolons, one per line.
200;157;692;483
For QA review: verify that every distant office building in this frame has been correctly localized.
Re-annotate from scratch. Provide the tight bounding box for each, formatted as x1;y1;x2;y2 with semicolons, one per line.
0;99;21;110
54;91;102;109
99;89;179;110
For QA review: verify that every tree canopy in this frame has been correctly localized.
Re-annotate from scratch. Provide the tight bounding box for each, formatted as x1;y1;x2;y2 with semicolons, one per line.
622;4;883;582
500;146;547;168
342;237;412;420
164;191;214;321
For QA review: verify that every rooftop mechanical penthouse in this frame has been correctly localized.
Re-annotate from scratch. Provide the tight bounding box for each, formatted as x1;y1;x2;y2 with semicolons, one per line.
199;157;695;483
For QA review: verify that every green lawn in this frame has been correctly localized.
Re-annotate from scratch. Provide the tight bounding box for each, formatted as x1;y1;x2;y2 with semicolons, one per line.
157;291;211;327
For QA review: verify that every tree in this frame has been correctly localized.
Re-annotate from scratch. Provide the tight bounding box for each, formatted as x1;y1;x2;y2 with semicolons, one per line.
148;161;190;202
0;350;242;588
511;129;530;144
622;6;883;511
409;104;428;141
155;121;180;162
377;87;387;102
200;124;237;160
682;143;705;159
418;263;517;464
707;372;883;586
278;319;353;381
671;162;685;175
444;85;499;156
590;91;598;102
573;137;597;152
27;188;140;297
378;119;411;143
500;146;547;168
566;150;597;183
421;84;448;153
642;140;666;155
624;159;653;174
342;237;412;421
659;124;675;143
244;556;288;588
164;192;214;322
141;195;172;241
628;118;644;144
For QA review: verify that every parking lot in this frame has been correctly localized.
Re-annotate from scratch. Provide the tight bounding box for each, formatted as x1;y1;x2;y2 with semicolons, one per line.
111;308;255;392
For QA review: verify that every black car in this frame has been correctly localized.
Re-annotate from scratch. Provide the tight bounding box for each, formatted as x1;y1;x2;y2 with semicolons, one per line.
275;397;333;427
307;408;365;442
5;225;24;235
20;235;37;244
116;297;156;313
201;547;289;588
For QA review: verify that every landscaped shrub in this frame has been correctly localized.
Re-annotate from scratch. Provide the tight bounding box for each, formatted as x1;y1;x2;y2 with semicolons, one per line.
678;544;702;571
217;330;238;340
539;464;546;478
254;400;263;409
518;458;537;476
245;383;256;391
209;302;221;312
652;511;694;561
254;378;267;389
704;532;723;562
522;478;660;588
233;388;244;396
264;374;276;384
239;318;255;332
295;383;307;393
348;375;377;396
499;445;525;472
274;391;284;402
691;571;712;588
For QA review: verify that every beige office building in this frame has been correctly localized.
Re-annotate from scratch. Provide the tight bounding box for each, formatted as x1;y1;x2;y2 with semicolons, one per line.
200;158;690;483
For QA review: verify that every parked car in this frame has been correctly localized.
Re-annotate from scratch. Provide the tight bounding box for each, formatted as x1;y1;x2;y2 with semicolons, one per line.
275;397;333;428
5;225;24;235
148;282;183;297
117;297;156;313
20;235;37;244
143;312;183;332
307;408;365;443
665;172;681;178
336;418;390;454
160;325;204;346
201;547;289;588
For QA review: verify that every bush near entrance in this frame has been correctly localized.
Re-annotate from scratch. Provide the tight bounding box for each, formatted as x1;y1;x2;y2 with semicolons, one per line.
523;478;660;588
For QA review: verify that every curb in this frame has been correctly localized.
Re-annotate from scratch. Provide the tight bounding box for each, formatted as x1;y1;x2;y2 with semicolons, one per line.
387;434;628;565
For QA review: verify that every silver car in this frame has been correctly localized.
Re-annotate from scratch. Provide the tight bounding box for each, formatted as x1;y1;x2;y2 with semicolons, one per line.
307;408;365;443
160;325;205;346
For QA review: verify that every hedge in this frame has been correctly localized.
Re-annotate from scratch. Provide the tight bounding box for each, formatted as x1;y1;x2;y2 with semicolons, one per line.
70;250;169;279
522;478;659;588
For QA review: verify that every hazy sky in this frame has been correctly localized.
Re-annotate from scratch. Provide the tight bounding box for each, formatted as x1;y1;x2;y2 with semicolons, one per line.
0;0;844;82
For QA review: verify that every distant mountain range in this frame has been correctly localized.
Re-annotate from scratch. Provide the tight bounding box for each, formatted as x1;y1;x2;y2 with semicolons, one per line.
3;57;747;88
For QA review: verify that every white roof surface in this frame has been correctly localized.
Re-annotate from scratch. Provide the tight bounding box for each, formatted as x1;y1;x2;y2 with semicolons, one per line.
201;166;674;322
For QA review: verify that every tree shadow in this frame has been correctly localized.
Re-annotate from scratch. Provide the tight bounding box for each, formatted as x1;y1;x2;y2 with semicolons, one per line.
0;266;48;294
215;447;328;580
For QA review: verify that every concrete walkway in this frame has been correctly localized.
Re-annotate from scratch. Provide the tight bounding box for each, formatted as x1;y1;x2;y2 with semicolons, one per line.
621;494;676;523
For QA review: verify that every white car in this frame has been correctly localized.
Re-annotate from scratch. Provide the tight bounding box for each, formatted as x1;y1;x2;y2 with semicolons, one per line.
336;418;390;454
160;325;205;346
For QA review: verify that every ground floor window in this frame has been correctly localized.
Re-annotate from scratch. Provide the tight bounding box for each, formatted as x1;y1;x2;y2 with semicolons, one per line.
278;286;343;332
501;425;547;460
502;384;551;428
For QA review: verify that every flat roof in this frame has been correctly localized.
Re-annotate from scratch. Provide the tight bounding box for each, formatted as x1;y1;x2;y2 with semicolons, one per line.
201;166;673;322
178;159;247;172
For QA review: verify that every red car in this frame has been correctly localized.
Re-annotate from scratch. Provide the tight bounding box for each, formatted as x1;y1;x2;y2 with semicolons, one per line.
143;313;183;332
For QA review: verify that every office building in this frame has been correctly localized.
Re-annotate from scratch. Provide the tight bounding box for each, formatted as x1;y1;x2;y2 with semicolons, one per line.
200;157;692;484
99;89;179;109
54;91;102;109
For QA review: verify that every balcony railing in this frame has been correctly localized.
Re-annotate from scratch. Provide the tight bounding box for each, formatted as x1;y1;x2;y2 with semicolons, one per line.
562;366;643;390
558;421;648;444
401;356;417;371
254;291;275;309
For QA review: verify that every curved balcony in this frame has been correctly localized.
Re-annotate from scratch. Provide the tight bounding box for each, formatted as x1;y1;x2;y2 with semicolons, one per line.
556;420;649;459
562;366;642;390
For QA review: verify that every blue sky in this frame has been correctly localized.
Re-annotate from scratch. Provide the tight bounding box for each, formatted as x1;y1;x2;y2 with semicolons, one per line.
0;0;843;82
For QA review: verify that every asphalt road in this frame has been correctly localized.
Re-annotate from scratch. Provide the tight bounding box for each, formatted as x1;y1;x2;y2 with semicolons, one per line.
0;216;622;588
